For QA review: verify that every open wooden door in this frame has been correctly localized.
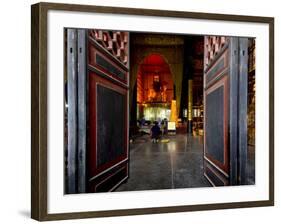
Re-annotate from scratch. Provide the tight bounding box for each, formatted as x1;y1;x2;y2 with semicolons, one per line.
203;36;248;186
65;29;129;194
86;30;130;192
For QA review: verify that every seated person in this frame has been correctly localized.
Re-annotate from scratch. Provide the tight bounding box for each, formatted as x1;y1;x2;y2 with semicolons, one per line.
151;121;161;143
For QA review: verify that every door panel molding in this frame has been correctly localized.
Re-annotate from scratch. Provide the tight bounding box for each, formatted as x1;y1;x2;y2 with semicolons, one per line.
88;74;128;178
87;160;128;192
205;50;229;85
205;162;229;186
89;158;129;181
88;47;128;85
204;75;229;173
95;165;128;192
204;156;229;178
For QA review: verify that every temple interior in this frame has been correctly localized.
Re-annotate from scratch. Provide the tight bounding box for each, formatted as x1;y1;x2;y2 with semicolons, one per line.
64;29;256;193
129;34;205;137
118;33;255;191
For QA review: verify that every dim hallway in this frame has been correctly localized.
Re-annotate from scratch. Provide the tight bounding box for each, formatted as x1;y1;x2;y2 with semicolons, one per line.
116;134;211;191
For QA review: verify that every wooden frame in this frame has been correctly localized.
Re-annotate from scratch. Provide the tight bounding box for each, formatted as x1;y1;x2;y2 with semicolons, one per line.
31;2;274;221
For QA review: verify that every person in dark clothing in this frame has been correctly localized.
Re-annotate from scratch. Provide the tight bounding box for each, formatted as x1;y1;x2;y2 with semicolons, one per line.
151;121;161;143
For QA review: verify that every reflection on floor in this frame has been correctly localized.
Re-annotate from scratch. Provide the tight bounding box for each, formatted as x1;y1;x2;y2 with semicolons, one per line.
115;134;211;192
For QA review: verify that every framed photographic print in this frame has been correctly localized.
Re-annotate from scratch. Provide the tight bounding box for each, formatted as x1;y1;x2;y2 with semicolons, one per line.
31;2;274;221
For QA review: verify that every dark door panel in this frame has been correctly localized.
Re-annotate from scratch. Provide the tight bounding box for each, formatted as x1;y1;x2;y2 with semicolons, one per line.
88;74;128;179
87;30;129;193
203;36;248;186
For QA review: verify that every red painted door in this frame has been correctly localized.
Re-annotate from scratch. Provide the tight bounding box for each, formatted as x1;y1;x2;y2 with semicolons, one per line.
87;30;129;192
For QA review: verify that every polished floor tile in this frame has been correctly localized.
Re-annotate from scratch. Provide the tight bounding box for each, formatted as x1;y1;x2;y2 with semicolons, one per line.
115;134;211;192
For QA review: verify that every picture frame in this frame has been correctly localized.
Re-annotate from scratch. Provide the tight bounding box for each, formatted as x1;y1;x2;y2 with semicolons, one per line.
31;2;274;221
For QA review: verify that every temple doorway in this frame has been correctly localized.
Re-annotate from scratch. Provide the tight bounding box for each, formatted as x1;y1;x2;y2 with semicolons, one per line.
64;29;256;194
116;33;210;191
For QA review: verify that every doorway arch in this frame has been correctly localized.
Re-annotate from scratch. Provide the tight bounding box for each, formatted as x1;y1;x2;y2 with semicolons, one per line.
136;54;174;122
129;46;184;119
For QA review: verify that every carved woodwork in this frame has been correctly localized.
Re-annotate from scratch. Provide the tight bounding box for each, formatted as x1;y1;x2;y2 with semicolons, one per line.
89;30;129;66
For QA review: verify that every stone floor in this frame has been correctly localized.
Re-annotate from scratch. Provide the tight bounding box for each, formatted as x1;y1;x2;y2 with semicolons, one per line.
115;134;211;192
